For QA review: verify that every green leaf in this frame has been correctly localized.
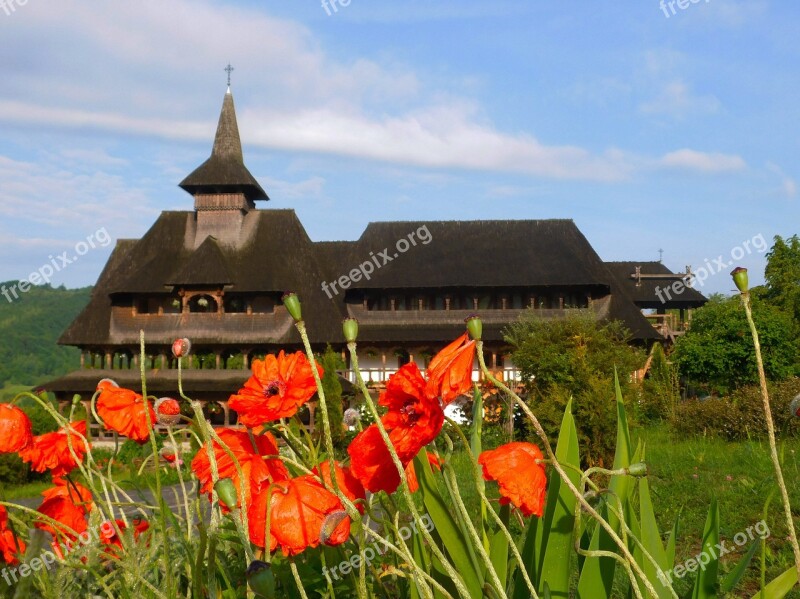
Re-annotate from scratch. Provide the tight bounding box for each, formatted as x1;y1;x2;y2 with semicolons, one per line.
638;475;673;598
691;498;720;599
471;384;489;553
414;452;484;597
488;504;510;592
576;372;632;599
538;397;580;598
751;566;798;599
666;510;682;570
721;540;759;594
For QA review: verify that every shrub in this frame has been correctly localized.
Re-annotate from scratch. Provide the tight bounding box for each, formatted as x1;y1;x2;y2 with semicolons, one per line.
673;377;800;440
506;312;645;465
316;345;346;448
638;344;681;423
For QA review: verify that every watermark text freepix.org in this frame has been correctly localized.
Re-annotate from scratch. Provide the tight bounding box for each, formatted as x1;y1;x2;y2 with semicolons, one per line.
323;513;435;581
660;0;710;19
2;227;112;304
658;520;770;585
655;233;767;304
1;0;29;17
321;225;432;299
321;0;352;16
1;520;116;586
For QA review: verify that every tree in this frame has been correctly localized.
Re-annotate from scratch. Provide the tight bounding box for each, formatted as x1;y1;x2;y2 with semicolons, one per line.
505;313;645;465
316;345;346;448
672;295;799;395
764;234;800;323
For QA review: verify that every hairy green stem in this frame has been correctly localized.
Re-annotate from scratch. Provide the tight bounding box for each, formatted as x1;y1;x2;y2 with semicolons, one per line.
346;341;474;599
740;292;800;585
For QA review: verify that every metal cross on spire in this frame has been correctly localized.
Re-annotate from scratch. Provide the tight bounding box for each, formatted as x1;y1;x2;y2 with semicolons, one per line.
225;63;235;87
658;248;664;263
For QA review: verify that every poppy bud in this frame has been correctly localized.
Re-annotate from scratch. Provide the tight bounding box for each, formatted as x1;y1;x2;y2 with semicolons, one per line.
282;292;302;322
214;478;239;508
730;267;749;293
154;397;181;426
466;315;482;341
627;462;648;477
320;510;349;545
72;394;82;407
790;394;800;418
342;317;359;343
246;560;276;598
172;338;192;358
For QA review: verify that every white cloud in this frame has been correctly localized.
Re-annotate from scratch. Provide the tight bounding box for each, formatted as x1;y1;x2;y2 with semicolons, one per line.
766;162;797;198
640;80;720;118
659;149;746;173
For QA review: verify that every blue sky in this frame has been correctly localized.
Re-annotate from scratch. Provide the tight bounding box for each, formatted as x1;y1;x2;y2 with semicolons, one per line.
0;0;796;296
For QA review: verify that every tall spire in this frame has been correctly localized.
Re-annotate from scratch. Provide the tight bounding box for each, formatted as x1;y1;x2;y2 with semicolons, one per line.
179;84;268;203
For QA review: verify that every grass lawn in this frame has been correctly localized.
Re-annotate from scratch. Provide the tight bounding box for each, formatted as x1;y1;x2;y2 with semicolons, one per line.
639;425;800;598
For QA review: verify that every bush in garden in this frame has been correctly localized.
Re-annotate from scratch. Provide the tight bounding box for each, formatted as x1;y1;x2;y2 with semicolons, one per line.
0;294;796;598
506;312;645;465
315;344;346;449
674;377;800;440
638;343;681;423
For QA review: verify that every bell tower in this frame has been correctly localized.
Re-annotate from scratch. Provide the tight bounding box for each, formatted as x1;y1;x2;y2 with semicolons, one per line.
179;67;268;248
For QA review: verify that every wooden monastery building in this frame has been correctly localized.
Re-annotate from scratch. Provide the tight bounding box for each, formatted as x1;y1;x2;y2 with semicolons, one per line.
44;86;706;436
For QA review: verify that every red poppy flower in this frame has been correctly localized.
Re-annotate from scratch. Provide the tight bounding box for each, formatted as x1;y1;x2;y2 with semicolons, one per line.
229;351;322;427
425;333;476;405
20;420;89;478
251;476;350;556
313;461;366;511
96;380;156;444
36;478;93;539
0;404;33;453
99;518;150;555
348;363;445;494
0;506;25;565
191;428;288;509
478;442;547;517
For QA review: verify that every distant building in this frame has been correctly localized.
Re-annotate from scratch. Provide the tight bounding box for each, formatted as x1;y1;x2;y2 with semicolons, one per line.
44;86;706;436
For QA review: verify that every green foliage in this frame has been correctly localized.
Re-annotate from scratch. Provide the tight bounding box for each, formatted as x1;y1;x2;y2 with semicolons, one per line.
639;343;681;423
316;345;346;447
0;283;91;387
673;377;800;440
672;295;799;395
506;312;645;465
764;234;800;323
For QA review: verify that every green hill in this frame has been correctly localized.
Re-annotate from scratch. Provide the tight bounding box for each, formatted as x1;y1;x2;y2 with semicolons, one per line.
0;282;92;391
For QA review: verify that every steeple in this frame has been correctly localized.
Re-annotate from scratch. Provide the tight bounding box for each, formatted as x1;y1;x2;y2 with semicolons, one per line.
179;87;269;204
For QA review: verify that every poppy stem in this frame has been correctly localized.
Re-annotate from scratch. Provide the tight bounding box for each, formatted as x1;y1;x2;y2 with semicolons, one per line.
444;418;540;598
295;323;369;599
346;341;474;599
739;291;800;584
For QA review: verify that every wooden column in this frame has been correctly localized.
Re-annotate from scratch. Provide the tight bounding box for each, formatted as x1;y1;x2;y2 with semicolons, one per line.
105;351;112;369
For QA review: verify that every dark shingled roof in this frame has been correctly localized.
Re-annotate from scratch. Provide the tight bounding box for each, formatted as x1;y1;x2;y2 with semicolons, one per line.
59;215;665;348
179;90;268;202
168;236;232;286
605;261;707;308
319;220;613;288
43;368;354;396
